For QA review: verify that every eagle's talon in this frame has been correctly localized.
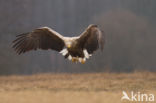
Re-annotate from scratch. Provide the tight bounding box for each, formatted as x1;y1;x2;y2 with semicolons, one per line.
72;57;78;63
81;59;85;64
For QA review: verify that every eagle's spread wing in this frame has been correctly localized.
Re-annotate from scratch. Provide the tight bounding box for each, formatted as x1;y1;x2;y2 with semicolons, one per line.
78;24;104;54
12;27;65;54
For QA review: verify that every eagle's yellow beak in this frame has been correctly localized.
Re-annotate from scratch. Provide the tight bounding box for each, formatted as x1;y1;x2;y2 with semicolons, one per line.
67;44;71;48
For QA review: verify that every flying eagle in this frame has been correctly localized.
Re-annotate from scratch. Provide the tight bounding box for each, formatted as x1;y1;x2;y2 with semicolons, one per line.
12;24;104;64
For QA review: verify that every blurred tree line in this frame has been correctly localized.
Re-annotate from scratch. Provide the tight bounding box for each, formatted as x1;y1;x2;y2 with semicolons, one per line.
0;0;156;75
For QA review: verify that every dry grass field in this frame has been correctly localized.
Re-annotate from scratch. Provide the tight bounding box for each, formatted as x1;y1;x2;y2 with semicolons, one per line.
0;72;156;103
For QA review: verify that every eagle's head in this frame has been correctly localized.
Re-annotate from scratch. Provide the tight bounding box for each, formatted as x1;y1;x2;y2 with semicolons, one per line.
67;43;71;48
66;41;72;49
65;38;78;49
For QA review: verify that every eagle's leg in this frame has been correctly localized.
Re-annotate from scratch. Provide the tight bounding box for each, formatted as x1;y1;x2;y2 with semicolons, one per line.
77;57;86;64
72;57;79;63
81;59;86;64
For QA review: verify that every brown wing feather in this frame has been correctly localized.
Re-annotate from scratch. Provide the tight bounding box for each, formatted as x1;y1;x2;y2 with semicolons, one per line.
12;27;65;54
77;24;104;54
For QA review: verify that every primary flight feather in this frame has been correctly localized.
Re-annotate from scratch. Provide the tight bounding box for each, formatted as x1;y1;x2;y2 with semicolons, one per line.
12;24;105;64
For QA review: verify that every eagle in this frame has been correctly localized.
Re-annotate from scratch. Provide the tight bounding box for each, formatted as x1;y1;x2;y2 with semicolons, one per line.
12;24;104;64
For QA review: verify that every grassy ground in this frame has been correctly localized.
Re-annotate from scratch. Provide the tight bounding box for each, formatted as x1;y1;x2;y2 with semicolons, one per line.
0;72;156;103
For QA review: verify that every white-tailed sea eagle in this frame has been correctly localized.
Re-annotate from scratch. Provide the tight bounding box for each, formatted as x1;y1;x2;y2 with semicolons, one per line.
12;24;104;64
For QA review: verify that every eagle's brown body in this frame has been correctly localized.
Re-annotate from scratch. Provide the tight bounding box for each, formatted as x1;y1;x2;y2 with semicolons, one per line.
68;46;84;58
12;24;105;63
